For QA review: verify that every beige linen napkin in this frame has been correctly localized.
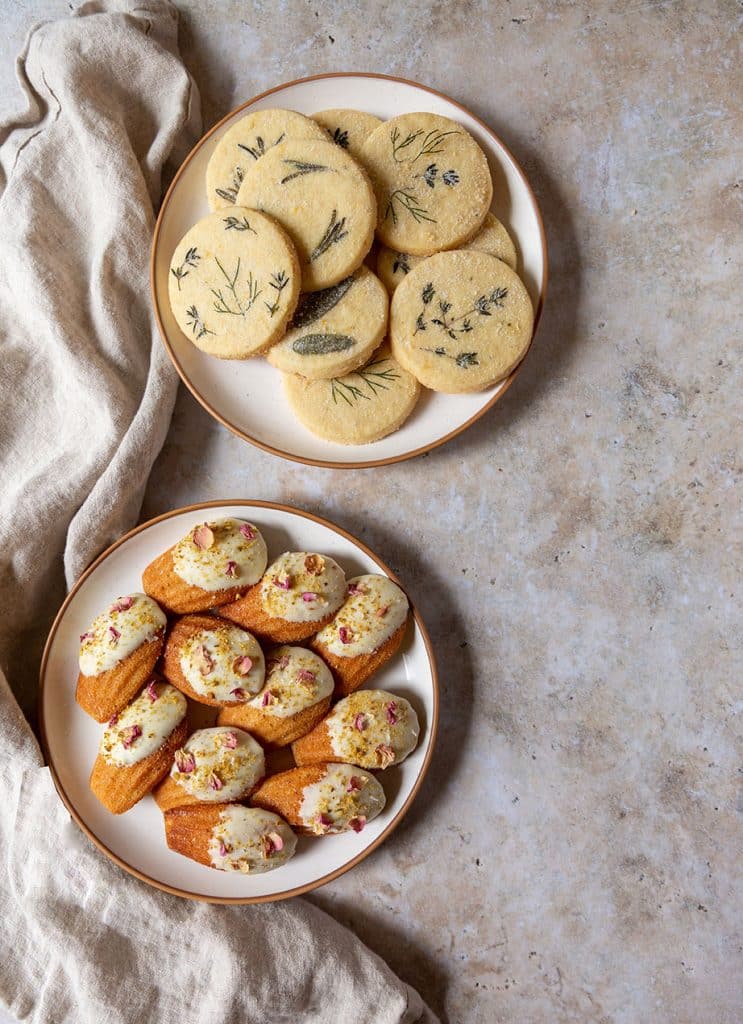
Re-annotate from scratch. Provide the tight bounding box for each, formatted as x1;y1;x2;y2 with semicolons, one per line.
0;3;436;1022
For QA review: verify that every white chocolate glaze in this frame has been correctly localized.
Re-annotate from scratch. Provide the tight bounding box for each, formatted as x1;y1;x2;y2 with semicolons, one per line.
208;806;297;873
100;683;186;767
172;518;267;593
179;623;265;702
79;593;166;676
248;646;334;718
259;552;346;623
299;763;386;835
170;727;265;802
325;690;419;768
314;574;408;657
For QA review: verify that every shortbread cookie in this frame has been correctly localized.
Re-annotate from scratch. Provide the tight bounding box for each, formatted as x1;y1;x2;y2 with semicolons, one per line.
142;518;267;615
168;208;299;359
361;112;492;255
266;266;388;379
251;763;385;836
390;250;533;392
283;344;420;445
153;726;265;811
220;552;346;643
293;690;419;769
76;593;166;722
217;645;334;748
311;574;409;695
377;212;517;293
311;108;383;161
165;804;297;873
206;108;327;211
236;139;376;291
162;614;265;707
89;682;188;814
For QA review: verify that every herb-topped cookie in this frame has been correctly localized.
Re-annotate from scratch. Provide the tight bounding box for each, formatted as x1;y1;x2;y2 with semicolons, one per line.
168;209;300;359
235;139;376;292
311;108;383;160
390;251;533;392
361;112;492;255
266;266;388;379
206;109;327;211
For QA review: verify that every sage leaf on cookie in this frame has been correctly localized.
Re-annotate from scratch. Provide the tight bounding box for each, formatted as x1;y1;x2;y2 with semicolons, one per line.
292;333;356;356
290;276;355;329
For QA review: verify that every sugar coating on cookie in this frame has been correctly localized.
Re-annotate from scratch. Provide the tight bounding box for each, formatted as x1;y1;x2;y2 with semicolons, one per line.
236;139;376;292
206;108;328;211
299;763;386;835
168;208;299;359
100;683;187;767
248;646;334;718
79;594;166;677
361;112;492;256
377;211;518;293
209;806;297;872
172;518;267;592
266;266;388;379
325;690;420;768
260;552;346;623
314;574;409;656
311;108;383;161
179;623;265;701
282;345;420;445
170;727;265;802
390;250;534;392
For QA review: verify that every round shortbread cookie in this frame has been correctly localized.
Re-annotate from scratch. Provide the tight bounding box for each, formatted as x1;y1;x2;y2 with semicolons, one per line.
390;251;533;393
235;139;376;292
311;108;383;161
377;212;517;293
266;266;388;379
361;112;492;256
168;208;300;359
283;344;420;444
206;109;327;211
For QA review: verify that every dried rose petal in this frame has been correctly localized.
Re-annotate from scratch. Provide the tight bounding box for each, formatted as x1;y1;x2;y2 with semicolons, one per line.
296;668;316;684
230;687;246;700
219;840;228;857
222;731;238;749
225;560;238;578
339;626;353;645
349;816;367;833
375;743;395;768
314;812;333;834
239;523;256;541
145;680;159;703
353;713;367;732
107;712;119;728
261;689;275;707
192;643;214;676
261;830;285;858
304;554;325;575
376;605;389;619
174;749;195;773
108;626;121;643
269;654;290;671
79;631;93;643
347;582;366;596
121;724;142;749
346;775;363;793
302;591;318;603
233;655;253;676
385;701;398;725
111;596;134;613
273;573;292;590
192;523;214;550
208;772;223;791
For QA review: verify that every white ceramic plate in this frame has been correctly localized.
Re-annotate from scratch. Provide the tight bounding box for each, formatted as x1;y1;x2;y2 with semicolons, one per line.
151;73;547;468
40;502;438;902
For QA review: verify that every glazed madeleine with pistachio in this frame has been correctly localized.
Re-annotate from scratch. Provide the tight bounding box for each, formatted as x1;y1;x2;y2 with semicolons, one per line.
165;803;297;874
142;517;268;614
75;592;167;722
162;614;265;707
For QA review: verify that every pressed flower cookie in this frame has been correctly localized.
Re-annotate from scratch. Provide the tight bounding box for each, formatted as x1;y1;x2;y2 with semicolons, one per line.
293;690;419;770
89;682;188;814
219;552;346;644
266;266;388;379
282;344;420;446
168;208;299;359
153;726;265;811
361;112;492;256
311;108;383;161
165;804;297;873
377;211;518;294
142;518;268;615
251;763;385;836
206;108;328;211
162;614;266;707
390;250;534;392
76;593;167;722
217;645;334;748
235;139;376;292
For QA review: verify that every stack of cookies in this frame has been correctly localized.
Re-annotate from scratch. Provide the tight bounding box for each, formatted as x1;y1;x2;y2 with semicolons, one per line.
167;107;534;445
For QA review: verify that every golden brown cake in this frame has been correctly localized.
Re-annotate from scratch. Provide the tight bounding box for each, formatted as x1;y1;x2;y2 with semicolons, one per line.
165;803;297;873
153;726;265;811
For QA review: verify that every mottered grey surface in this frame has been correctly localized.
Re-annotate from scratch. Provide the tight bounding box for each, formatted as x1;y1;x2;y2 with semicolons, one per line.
2;2;740;1022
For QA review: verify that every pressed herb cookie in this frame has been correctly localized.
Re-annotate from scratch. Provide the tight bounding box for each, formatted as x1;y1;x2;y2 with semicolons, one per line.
206;109;327;211
377;211;518;293
168;208;300;359
282;344;420;445
390;251;533;392
266;266;388;379
235;139;376;292
361;112;492;256
311;108;383;161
